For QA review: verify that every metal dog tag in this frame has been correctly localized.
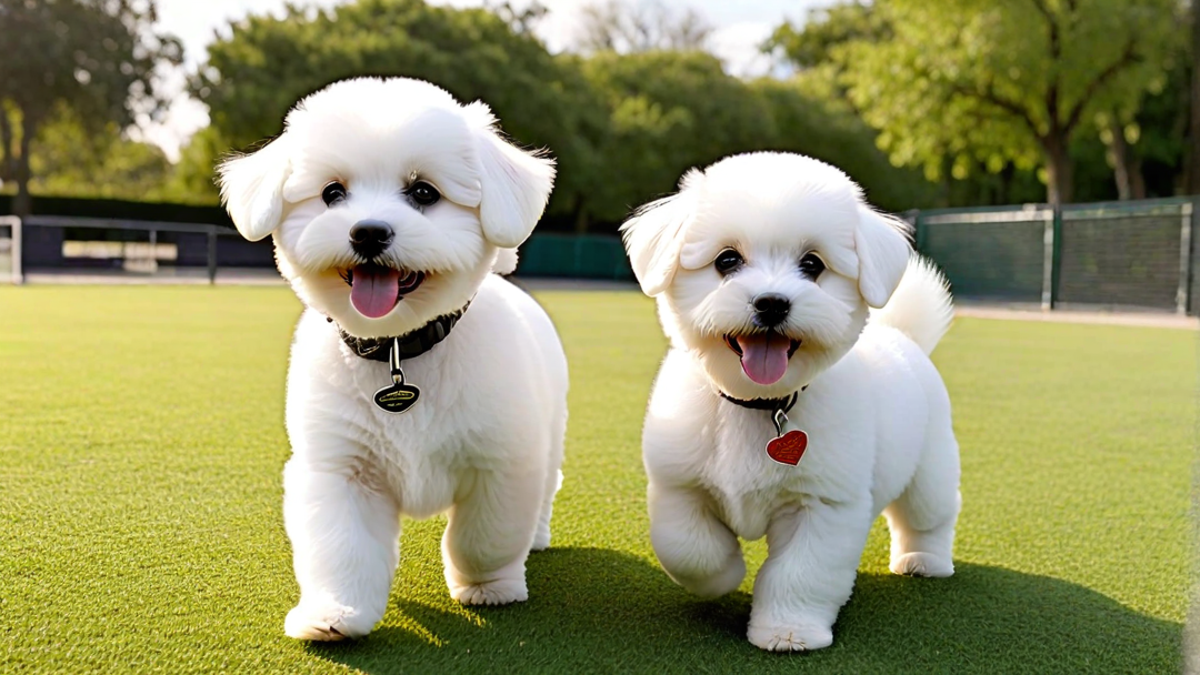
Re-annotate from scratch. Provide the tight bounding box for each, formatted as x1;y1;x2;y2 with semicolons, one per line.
374;338;420;414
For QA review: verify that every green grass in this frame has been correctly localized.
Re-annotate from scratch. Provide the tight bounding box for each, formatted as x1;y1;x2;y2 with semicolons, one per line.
0;285;1191;674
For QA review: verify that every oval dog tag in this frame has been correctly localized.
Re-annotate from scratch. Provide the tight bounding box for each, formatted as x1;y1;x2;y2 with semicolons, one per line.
374;336;420;413
374;382;420;413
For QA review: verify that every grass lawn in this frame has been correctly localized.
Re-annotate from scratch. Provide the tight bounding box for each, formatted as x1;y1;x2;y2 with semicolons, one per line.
0;284;1192;674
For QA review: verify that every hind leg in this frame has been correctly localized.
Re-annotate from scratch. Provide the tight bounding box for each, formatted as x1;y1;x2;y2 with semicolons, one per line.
442;462;545;606
531;410;565;552
884;422;960;577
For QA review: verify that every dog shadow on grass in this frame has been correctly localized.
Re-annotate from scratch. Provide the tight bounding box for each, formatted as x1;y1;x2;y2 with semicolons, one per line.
306;547;1180;674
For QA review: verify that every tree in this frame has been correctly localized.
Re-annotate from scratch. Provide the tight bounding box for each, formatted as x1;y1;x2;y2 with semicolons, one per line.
485;0;548;35
751;76;938;212
834;0;1182;204
574;0;712;53
160;127;228;205
0;0;181;216
27;106;172;200
763;2;887;74
579;50;774;224
192;0;605;229
765;2;1035;208
1188;0;1200;193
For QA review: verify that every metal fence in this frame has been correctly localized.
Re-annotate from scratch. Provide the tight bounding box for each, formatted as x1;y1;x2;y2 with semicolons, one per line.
0;215;637;285
3;197;1197;315
515;233;633;280
0;215;274;284
912;197;1196;314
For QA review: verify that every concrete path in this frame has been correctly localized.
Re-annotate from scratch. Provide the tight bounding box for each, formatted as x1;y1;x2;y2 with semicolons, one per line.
955;305;1198;330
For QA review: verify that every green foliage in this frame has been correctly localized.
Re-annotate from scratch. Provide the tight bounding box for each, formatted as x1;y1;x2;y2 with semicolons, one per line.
0;286;1189;672
1114;42;1192;197
22;106;172;201
192;0;605;223
579;50;775;223
751;73;938;212
0;0;181;213
159;127;228;205
765;2;887;71
830;0;1183;203
190;0;945;229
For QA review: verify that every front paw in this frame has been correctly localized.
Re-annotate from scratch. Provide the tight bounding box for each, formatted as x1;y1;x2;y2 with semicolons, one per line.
284;601;375;641
890;552;954;578
448;577;528;606
747;620;834;652
669;550;746;599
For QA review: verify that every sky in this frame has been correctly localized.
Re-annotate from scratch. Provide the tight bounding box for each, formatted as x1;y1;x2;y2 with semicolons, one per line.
138;0;831;160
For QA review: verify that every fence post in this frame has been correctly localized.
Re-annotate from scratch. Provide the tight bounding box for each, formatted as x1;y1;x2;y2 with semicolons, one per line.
910;209;926;252
1176;202;1194;315
207;226;218;285
1050;206;1064;309
1040;209;1055;310
149;228;158;275
12;216;22;285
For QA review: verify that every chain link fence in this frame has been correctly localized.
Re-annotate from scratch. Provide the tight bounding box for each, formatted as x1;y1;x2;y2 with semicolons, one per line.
912;197;1196;314
4;197;1198;315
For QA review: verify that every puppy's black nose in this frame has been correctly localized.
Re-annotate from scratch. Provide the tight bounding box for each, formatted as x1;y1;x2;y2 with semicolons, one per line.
753;293;791;327
349;220;393;260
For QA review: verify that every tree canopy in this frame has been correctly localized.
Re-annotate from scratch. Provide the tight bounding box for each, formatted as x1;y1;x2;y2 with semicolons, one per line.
0;0;181;215
802;0;1184;204
13;0;1190;221
193;0;606;226
187;0;935;231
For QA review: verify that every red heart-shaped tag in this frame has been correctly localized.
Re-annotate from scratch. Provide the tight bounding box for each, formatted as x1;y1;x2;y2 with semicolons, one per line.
766;429;808;465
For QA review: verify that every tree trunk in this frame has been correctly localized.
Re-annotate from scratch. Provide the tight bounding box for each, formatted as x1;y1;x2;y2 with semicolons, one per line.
938;154;953;208
572;194;589;235
0;108;13;183
13;113;35;218
1188;1;1200;194
998;163;1014;205
1109;117;1134;200
1043;133;1073;205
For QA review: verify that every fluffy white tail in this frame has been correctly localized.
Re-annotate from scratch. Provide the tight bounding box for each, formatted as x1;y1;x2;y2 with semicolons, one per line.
869;256;954;355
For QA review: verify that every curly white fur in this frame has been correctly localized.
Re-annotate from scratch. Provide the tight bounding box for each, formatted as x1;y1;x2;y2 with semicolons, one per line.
218;77;567;641
623;152;961;651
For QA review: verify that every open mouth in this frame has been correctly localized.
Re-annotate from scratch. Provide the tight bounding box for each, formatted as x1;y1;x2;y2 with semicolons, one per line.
724;331;801;386
338;263;426;319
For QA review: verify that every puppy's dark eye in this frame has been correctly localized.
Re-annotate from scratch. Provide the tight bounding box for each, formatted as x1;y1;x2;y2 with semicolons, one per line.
799;252;825;279
714;249;744;276
322;181;347;206
406;181;440;207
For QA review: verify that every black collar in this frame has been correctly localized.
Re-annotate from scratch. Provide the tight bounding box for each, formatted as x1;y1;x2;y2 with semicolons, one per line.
335;302;470;363
720;387;805;413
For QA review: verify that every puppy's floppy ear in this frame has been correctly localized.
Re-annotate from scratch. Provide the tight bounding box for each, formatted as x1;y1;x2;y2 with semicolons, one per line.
467;103;556;249
621;171;700;297
855;206;913;308
217;137;292;242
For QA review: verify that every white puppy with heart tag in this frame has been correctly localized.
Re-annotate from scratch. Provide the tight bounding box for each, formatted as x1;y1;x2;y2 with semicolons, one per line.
218;77;567;641
621;152;961;651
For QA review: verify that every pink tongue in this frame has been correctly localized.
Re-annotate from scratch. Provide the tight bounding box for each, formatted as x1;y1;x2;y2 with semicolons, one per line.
349;266;401;318
736;333;790;385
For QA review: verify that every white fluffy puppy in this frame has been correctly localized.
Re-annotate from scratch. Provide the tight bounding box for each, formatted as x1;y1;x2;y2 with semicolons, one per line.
218;77;567;641
622;152;960;651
